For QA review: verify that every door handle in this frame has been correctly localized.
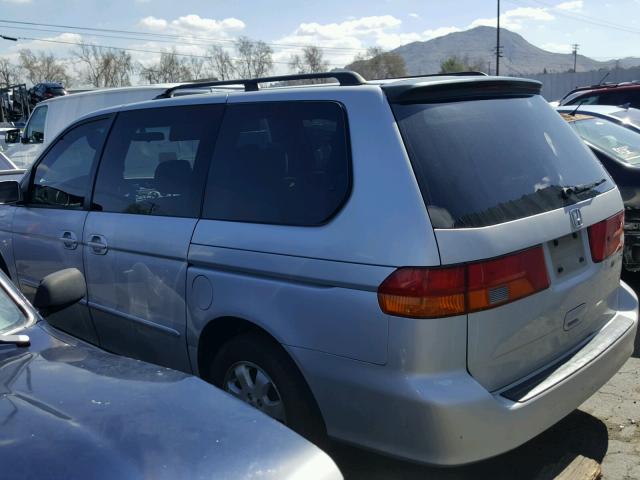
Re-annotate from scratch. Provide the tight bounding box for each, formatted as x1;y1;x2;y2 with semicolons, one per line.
59;231;78;250
87;234;108;255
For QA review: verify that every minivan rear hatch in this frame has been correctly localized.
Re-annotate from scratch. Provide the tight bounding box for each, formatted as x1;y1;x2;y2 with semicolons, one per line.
387;78;624;391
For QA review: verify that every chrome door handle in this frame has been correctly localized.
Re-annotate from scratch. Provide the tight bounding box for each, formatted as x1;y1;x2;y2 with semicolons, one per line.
59;231;78;250
87;234;108;255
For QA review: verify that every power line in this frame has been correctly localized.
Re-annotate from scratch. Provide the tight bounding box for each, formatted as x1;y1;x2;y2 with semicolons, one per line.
12;35;348;67
0;18;370;54
505;0;640;35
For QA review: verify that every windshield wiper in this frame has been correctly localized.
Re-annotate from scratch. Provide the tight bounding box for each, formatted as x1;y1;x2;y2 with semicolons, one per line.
0;334;30;347
561;178;607;199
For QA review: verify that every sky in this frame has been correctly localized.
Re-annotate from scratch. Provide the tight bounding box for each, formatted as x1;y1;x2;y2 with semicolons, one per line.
0;0;639;79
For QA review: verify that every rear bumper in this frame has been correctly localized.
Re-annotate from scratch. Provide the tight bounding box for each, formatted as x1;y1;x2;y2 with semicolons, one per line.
292;281;638;466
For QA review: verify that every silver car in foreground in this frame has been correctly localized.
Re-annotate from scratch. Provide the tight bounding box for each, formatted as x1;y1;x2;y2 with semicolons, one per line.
0;71;636;465
0;267;343;480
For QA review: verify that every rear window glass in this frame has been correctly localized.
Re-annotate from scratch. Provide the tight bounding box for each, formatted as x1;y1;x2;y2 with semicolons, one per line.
393;95;613;229
202;101;350;226
570;117;640;165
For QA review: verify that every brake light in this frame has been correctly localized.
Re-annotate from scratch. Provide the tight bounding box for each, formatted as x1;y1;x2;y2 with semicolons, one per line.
378;246;549;318
588;211;624;263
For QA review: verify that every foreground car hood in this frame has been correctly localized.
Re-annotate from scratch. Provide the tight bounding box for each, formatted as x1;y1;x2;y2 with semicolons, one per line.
0;324;341;480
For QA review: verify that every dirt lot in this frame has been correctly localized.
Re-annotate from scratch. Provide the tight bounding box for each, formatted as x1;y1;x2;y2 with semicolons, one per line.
328;277;640;480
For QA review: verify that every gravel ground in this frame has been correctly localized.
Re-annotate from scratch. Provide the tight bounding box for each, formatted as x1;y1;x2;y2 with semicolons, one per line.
328;277;640;480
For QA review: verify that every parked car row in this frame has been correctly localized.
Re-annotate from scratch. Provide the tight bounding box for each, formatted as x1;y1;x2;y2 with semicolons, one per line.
0;71;636;472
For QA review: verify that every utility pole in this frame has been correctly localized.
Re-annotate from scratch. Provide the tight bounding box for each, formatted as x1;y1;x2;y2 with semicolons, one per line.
496;0;501;76
572;43;579;73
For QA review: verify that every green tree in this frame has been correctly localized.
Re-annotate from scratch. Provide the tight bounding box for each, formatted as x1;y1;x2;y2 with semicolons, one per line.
439;56;468;74
346;47;407;80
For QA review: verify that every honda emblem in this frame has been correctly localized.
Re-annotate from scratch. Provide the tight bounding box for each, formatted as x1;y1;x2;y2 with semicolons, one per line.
569;208;583;230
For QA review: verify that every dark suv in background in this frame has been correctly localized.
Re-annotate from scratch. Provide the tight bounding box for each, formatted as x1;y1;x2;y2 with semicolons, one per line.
560;81;640;109
29;82;67;107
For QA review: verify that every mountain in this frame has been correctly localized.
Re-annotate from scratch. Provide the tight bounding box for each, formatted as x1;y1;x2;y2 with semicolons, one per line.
392;26;640;76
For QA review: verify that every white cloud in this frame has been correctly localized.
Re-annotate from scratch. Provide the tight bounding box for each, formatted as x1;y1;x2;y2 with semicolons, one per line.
138;14;245;36
294;15;402;39
20;32;83;51
170;14;245;34
408;13;420;19
555;1;583;11
139;16;167;30
470;7;554;31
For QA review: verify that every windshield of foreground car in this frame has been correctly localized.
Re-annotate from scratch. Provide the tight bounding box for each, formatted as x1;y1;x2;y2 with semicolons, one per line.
570;117;640;166
0;285;28;335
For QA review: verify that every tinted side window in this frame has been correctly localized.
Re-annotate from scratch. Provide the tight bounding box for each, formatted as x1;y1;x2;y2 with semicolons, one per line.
26;105;47;143
203;102;350;226
598;91;628;106
92;105;223;218
30;118;110;209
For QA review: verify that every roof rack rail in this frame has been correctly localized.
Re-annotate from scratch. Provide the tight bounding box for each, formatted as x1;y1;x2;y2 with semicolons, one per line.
158;71;367;98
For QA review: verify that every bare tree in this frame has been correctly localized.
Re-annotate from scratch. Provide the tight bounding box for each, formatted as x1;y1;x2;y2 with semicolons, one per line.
74;45;134;87
234;37;273;78
346;47;406;80
0;58;20;87
18;49;71;85
139;48;192;84
289;46;329;78
206;45;235;81
187;57;207;80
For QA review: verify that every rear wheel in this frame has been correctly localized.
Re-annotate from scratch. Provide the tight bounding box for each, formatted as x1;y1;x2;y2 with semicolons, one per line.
209;332;326;442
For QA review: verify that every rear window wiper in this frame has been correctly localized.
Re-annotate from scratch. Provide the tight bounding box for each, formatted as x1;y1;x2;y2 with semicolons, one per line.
561;178;607;199
0;334;30;347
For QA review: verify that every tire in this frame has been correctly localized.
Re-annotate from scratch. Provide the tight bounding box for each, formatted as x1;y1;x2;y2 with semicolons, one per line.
209;332;326;443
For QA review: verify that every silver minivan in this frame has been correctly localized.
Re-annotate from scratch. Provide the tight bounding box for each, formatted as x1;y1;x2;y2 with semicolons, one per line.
0;72;636;466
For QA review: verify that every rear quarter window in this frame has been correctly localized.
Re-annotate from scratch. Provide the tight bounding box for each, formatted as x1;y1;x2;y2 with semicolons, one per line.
202;101;351;226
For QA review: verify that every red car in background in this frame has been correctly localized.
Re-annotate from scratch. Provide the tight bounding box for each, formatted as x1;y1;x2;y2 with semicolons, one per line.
559;81;640;109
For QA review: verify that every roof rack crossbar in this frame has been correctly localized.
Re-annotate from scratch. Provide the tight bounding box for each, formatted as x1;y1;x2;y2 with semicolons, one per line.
159;71;367;98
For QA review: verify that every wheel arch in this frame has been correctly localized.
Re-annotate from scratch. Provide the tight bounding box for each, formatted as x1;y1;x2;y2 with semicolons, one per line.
195;315;327;431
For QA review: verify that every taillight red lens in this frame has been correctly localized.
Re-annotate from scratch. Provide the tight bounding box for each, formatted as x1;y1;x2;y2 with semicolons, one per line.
467;247;549;312
588;211;624;263
378;246;549;318
378;266;465;318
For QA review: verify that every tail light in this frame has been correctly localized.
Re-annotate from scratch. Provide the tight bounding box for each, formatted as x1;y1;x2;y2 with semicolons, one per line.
378;246;549;318
588;211;624;263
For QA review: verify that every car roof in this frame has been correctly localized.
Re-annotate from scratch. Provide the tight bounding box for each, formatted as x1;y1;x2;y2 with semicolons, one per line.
71;73;541;125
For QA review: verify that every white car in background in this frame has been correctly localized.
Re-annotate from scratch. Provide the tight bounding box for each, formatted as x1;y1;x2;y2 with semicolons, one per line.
2;84;213;169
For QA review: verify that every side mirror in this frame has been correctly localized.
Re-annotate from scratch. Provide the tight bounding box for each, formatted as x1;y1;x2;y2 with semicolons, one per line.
33;268;86;317
0;181;21;204
4;129;20;144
